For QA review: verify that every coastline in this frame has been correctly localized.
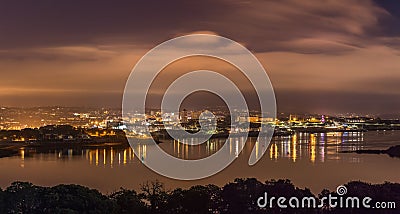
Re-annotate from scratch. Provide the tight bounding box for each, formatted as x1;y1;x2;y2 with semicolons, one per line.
0;141;130;158
341;145;400;158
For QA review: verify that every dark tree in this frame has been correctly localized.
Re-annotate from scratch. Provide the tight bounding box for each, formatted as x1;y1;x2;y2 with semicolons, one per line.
183;185;219;214
4;182;47;213
140;180;168;214
220;178;266;214
43;184;114;213
164;188;186;214
0;188;5;213
109;188;147;214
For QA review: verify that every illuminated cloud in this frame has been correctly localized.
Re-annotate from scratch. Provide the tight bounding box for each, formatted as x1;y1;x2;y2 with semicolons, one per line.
0;0;399;114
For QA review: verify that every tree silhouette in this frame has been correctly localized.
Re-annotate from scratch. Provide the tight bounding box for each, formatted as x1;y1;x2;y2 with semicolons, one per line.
140;180;168;214
0;179;398;213
109;188;147;214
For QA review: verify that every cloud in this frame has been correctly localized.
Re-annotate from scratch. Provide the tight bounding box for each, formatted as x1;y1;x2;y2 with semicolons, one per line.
0;0;391;53
204;0;390;53
259;44;400;93
0;46;118;61
0;0;399;114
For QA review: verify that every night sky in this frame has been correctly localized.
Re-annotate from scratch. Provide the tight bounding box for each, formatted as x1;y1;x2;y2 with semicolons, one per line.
0;0;400;116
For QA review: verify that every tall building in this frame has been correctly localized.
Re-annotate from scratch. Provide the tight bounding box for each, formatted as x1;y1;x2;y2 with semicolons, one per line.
180;109;188;123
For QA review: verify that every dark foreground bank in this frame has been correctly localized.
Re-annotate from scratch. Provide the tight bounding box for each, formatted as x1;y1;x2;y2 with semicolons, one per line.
342;145;400;158
0;178;398;214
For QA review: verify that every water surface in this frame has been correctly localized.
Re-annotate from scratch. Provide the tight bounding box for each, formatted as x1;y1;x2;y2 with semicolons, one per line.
0;130;399;194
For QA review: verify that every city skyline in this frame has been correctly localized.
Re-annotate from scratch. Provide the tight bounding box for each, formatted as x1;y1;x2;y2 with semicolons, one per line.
0;105;398;131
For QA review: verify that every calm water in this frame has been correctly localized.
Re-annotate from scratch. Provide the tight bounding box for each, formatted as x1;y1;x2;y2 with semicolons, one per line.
0;130;399;194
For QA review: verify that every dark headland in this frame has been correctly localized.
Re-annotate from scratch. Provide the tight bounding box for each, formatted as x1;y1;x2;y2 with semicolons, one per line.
342;145;400;158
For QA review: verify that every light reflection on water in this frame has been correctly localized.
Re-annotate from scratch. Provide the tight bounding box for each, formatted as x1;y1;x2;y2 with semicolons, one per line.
5;130;400;194
268;131;365;164
18;131;369;167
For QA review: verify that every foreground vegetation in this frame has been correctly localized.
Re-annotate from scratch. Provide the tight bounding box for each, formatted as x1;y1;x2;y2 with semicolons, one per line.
0;178;399;213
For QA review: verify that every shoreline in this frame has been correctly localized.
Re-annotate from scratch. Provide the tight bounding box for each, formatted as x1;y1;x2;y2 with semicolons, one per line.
341;145;400;158
0;141;130;158
2;130;400;159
